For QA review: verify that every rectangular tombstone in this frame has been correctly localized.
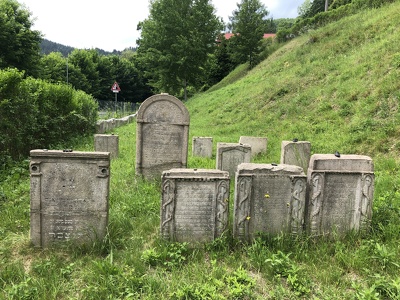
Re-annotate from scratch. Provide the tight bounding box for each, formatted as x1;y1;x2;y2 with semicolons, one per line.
306;154;374;236
239;136;267;157
234;163;306;242
136;94;190;180
192;137;213;158
161;169;230;243
216;143;251;177
280;140;311;174
94;134;119;159
30;150;110;247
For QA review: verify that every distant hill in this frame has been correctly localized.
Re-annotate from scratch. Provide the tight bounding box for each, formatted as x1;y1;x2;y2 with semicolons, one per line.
39;39;134;56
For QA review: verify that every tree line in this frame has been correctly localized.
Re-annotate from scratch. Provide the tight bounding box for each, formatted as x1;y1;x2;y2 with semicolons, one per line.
1;0;396;160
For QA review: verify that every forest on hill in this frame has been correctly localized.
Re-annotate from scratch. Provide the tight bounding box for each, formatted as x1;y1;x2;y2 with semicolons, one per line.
1;0;400;298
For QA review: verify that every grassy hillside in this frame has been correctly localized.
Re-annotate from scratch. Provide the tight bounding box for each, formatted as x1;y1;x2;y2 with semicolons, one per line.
1;2;400;299
187;1;400;161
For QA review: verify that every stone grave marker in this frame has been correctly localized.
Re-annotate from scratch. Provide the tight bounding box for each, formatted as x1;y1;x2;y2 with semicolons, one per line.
306;154;374;235
192;137;213;158
94;134;119;159
161;168;230;243
30;150;110;247
136;94;190;180
280;140;311;174
216;143;251;177
239;136;267;157
234;163;306;242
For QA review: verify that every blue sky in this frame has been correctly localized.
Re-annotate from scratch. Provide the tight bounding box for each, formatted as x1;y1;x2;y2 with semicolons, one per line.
21;0;304;52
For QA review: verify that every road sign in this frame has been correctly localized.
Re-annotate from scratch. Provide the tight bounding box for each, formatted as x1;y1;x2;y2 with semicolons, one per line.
111;82;121;93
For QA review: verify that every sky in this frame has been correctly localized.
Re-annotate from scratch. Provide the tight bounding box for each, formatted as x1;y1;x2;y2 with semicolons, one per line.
21;0;304;52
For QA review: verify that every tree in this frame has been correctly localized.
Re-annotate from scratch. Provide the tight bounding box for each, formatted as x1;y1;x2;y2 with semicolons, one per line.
0;0;42;76
298;0;312;18
136;0;223;100
300;0;328;18
38;52;68;83
228;0;271;68
68;49;101;98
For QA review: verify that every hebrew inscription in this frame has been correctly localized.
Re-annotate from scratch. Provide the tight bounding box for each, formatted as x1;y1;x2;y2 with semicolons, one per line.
136;94;189;180
30;150;110;247
306;154;374;235
161;169;229;243
234;163;306;241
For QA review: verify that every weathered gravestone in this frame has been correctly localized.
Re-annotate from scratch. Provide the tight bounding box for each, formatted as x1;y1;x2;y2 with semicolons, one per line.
280;140;311;174
94;134;119;159
192;137;213;158
239;136;267;157
161;168;230;243
234;163;306;242
30;150;110;247
136;94;190;180
306;154;374;235
216;143;251;177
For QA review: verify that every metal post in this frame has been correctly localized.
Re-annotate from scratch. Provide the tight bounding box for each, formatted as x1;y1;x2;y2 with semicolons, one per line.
114;92;117;118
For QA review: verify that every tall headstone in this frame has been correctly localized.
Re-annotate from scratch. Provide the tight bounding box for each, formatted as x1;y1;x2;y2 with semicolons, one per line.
161;169;230;243
234;163;306;242
30;150;110;247
280;140;311;174
216;143;251;177
239;136;267;157
94;134;119;159
192;137;213;158
136;94;190;180
306;154;374;235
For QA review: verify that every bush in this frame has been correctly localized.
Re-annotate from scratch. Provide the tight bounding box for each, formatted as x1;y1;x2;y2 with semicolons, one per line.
0;68;98;159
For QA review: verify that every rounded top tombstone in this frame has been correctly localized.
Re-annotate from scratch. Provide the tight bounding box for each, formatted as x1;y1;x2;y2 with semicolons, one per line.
137;94;189;125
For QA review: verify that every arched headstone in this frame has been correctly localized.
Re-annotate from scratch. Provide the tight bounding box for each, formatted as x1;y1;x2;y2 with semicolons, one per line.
136;94;190;179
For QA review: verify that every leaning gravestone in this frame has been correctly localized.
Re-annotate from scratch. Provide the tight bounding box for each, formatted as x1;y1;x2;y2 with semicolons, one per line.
192;137;213;158
306;154;374;235
30;150;110;247
234;163;306;242
280;140;311;174
161;168;230;243
94;134;119;159
239;136;267;157
136;94;190;180
216;143;251;177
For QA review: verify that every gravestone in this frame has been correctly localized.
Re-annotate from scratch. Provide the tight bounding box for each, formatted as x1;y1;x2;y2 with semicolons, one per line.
239;136;267;157
136;94;190;180
94;134;119;159
192;137;213;158
280;140;311;174
234;163;306;242
161;168;230;243
306;154;374;235
30;150;110;247
216;143;251;177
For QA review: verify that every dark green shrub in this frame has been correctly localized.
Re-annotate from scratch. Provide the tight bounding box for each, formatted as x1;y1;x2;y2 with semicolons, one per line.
0;68;97;159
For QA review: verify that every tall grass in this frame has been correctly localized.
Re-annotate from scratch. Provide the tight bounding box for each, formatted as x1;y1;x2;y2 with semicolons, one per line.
1;2;400;299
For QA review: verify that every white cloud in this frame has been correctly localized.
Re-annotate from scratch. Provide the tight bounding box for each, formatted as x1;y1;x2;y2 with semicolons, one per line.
21;0;302;51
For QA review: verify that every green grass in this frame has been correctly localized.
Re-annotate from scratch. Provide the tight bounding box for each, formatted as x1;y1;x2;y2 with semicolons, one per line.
2;2;400;299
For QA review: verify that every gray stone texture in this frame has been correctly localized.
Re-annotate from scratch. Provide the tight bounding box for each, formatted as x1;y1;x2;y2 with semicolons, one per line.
192;137;213;158
96;113;136;134
216;143;251;177
239;136;267;157
136;94;190;180
30;150;110;247
306;154;374;236
94;134;119;159
234;163;306;241
161;168;230;243
280;140;311;174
